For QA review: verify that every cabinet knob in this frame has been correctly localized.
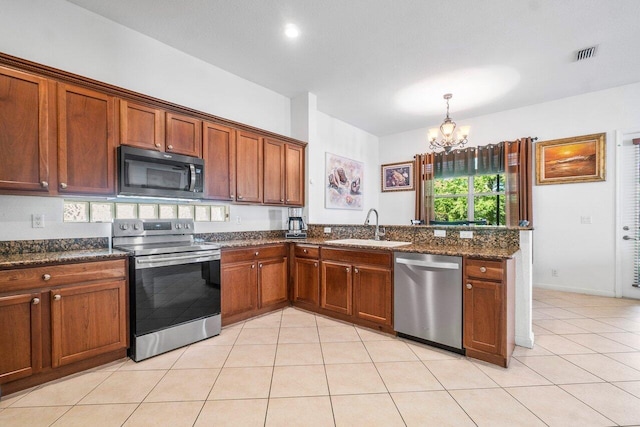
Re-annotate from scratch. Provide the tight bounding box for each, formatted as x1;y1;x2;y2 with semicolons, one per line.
60;182;67;189
251;264;255;269
314;262;318;267
280;199;284;202
155;143;161;148
255;251;259;256
40;181;49;188
53;294;61;301
237;195;243;200
354;268;359;274
167;144;173;150
479;267;487;273
346;267;350;273
303;249;308;254
42;273;51;281
230;194;235;198
259;263;263;268
32;297;40;305
466;283;473;290
286;198;290;202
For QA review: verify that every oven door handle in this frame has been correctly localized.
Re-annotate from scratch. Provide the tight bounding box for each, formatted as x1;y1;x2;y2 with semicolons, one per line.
188;164;196;192
135;251;220;269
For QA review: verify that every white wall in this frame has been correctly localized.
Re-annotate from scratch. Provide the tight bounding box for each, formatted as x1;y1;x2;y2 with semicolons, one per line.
0;0;293;240
380;82;640;296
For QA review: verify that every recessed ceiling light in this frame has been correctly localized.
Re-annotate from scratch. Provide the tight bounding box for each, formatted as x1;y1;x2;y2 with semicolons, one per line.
284;23;300;39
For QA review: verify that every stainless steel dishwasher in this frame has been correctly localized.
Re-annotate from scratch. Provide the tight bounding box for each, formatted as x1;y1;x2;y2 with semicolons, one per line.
394;252;463;353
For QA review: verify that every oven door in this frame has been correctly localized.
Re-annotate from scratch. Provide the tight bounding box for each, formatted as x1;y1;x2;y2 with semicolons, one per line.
130;250;221;360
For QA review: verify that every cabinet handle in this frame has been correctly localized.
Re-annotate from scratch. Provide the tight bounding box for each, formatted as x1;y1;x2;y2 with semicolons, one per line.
32;297;40;305
42;273;51;281
60;182;67;189
167;144;173;150
155;143;161;148
40;181;49;188
466;283;473;289
479;266;487;273
346;267;350;273
53;294;61;301
354;268;359;274
314;262;318;267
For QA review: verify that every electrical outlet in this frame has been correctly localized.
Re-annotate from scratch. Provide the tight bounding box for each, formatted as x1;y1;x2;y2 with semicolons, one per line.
324;227;332;233
551;269;559;277
32;213;45;228
580;216;592;224
460;231;473;239
235;216;241;224
434;229;446;237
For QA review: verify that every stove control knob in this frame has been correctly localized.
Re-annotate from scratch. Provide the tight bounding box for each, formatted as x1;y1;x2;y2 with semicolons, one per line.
176;223;182;229
185;223;190;229
120;224;129;230
133;224;141;230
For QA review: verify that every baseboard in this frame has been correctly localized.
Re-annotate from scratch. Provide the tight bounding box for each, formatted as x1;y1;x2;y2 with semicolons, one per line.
515;333;534;349
534;283;616;298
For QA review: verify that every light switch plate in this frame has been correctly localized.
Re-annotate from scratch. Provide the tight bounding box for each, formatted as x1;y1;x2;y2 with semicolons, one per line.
460;230;473;239
32;213;45;228
434;229;446;237
323;227;332;233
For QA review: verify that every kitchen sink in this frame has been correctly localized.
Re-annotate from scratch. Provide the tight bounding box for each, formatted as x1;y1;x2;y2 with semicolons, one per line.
324;238;412;248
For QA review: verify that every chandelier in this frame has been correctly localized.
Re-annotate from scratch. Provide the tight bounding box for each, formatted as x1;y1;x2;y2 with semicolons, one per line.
428;93;470;153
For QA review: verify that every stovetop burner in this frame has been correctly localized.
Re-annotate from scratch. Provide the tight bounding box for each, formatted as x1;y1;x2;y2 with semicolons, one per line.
112;219;220;256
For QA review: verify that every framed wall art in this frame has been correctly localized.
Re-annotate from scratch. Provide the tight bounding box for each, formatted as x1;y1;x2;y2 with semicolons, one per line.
381;161;414;192
535;133;606;185
325;152;363;210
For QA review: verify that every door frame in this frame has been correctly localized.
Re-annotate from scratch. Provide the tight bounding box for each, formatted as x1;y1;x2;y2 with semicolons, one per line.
615;128;640;298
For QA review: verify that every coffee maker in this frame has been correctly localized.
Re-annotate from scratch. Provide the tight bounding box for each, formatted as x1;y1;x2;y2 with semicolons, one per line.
285;207;307;238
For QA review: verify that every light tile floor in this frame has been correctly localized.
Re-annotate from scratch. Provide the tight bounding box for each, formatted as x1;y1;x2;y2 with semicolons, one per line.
3;288;640;426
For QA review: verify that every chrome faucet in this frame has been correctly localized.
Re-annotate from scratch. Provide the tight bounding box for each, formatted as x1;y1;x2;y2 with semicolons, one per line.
364;208;386;241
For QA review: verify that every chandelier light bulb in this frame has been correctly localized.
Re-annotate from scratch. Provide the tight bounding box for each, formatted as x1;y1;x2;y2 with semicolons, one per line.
428;93;469;153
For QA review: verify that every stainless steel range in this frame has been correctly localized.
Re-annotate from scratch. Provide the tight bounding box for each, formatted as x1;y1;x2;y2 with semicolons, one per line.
112;218;221;362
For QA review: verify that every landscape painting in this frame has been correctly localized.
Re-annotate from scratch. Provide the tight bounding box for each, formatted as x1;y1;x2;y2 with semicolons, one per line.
325;152;363;210
536;133;606;185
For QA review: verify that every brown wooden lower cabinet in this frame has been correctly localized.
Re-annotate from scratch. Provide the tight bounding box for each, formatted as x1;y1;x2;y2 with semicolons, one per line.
0;259;128;396
221;244;288;326
463;257;515;367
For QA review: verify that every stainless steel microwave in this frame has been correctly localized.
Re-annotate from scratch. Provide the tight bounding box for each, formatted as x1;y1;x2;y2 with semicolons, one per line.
118;146;204;199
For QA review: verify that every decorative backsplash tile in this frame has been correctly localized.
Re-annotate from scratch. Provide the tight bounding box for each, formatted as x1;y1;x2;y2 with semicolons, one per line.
63;201;89;222
90;202;114;222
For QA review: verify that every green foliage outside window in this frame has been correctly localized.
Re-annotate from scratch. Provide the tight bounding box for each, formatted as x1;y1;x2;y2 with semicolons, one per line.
433;174;505;225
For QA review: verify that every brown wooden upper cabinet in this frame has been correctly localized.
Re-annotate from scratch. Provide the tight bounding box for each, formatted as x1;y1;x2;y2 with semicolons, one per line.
119;100;201;157
235;130;263;203
57;83;116;195
263;138;304;206
0;66;52;193
203;121;236;201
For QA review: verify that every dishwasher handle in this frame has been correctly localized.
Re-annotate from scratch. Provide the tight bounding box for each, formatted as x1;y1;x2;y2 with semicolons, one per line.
395;257;460;270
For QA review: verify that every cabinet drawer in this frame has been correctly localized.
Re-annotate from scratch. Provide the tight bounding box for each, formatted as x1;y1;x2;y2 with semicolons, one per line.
322;247;391;268
0;260;127;293
222;244;286;263
465;258;504;281
294;244;319;259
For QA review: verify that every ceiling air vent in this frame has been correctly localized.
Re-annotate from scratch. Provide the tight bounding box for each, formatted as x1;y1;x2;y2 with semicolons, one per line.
575;45;597;61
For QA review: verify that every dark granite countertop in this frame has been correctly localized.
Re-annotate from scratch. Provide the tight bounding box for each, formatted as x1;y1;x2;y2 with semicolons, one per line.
217;237;518;259
0;249;129;269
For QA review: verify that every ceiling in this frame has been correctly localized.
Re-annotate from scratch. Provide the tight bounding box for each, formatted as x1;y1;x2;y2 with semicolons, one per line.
66;0;640;136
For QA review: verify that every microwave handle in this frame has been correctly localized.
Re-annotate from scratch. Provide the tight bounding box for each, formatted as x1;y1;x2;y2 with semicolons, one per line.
189;164;196;192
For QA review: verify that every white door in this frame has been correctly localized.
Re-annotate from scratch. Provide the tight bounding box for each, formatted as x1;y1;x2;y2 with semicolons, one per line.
616;130;640;299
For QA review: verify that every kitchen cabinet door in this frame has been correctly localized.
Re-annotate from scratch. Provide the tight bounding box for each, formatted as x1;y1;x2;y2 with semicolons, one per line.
285;143;304;206
258;256;288;308
119;99;165;151
235;130;263;203
463;278;503;357
353;264;392;326
0;66;52;193
165;112;201;157
57;83;115;195
263;138;285;204
0;292;42;384
221;260;258;323
293;257;320;307
203;121;236;200
50;280;127;368
321;260;352;315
